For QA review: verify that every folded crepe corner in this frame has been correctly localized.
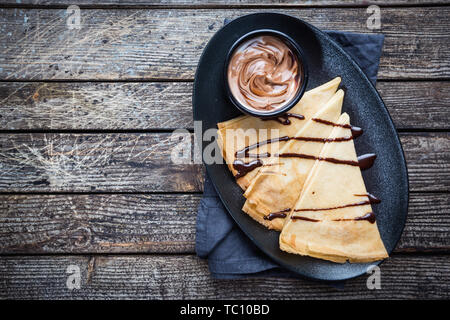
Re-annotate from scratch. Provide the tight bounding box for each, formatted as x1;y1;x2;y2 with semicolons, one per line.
279;113;388;263
241;89;345;230
216;77;342;190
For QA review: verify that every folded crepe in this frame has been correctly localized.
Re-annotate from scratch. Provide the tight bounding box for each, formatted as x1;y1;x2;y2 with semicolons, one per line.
279;113;388;263
217;77;341;190
242;90;345;231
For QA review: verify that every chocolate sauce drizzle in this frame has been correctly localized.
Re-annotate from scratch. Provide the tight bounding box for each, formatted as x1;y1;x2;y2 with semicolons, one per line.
276;153;358;166
292;136;353;143
263;208;291;220
293;196;380;212
312;118;363;138
235;135;353;158
350;126;363;138
355;193;381;204
274;152;376;170
235;118;364;160
235;136;289;158
261;113;305;125
265;193;381;220
357;153;377;170
233;150;375;179
233;151;375;179
334;212;377;224
291;212;376;224
233;159;263;179
290;193;380;223
232;118;373;180
246;152;271;159
291;216;320;222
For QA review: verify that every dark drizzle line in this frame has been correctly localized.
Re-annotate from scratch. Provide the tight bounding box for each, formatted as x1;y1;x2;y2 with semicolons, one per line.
233;159;263;179
291;212;376;224
350;126;363;138
277;153;359;167
291;216;321;222
271;194;380;220
246;152;271;158
290;194;380;223
333;212;376;224
312;118;363;138
275;152;377;170
293;200;373;212
235;118;363;159
292;136;353;143
357;153;377;170
261;113;305;125
235;136;289;158
233;123;373;179
235;135;352;158
263;208;291;220
354;193;381;204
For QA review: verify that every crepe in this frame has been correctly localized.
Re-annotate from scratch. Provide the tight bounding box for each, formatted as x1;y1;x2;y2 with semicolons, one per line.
279;113;388;263
242;89;345;230
217;77;341;190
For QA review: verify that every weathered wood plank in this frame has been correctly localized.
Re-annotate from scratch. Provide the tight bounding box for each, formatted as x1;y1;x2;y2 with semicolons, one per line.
0;133;447;192
0;8;448;80
0;194;199;253
1;81;448;130
0;254;448;299
399;192;450;252
399;132;449;192
1;0;448;6
377;81;450;130
1;0;446;7
0;82;193;130
0;133;203;192
0;193;447;254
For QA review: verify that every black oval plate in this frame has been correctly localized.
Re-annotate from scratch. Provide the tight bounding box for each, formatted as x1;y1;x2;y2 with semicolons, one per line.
193;13;408;281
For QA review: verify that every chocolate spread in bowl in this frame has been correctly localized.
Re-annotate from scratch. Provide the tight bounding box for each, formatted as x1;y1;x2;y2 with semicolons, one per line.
227;35;301;112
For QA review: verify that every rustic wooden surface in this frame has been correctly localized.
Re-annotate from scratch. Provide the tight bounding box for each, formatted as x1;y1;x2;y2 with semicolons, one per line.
0;81;448;130
1;1;447;7
0;193;448;254
0;255;449;299
0;1;449;299
1;7;449;80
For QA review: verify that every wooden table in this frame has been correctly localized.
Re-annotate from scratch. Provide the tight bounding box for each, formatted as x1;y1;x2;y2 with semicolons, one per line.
0;1;448;299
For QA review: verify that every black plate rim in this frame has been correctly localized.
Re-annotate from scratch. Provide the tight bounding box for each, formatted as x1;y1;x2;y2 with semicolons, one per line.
193;12;409;282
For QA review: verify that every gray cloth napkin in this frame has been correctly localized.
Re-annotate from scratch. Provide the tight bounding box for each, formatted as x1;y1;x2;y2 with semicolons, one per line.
196;30;384;280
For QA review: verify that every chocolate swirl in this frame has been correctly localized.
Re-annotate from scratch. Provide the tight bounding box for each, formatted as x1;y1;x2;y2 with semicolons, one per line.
227;35;301;112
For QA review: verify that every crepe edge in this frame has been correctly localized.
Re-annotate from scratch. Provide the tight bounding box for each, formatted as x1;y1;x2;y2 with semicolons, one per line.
242;201;285;231
279;235;389;264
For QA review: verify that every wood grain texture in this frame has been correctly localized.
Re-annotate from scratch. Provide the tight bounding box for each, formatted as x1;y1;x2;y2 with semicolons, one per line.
0;194;199;253
0;133;447;192
376;81;450;130
0;1;447;7
0;254;448;299
0;8;449;80
0;82;193;130
1;81;448;130
0;1;447;301
0;193;448;254
399;132;450;192
0;133;203;192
